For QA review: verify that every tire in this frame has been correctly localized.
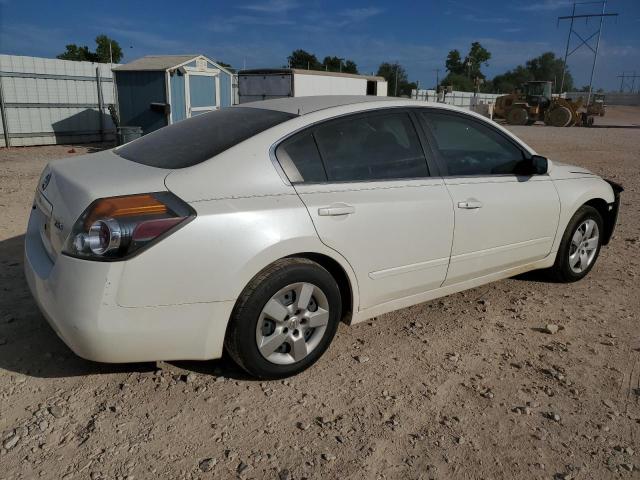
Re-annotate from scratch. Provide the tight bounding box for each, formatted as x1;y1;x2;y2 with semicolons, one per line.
225;258;342;379
547;106;573;127
506;107;529;125
548;206;604;283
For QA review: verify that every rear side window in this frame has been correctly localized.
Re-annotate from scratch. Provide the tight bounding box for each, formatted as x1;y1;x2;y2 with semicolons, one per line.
116;107;296;169
418;111;525;176
314;112;429;182
276;133;327;183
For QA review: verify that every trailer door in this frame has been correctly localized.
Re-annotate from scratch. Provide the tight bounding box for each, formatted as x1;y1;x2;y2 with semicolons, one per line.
238;73;292;103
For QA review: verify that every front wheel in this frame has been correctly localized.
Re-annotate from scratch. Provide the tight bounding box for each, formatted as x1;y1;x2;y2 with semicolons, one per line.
549;206;603;282
225;258;342;379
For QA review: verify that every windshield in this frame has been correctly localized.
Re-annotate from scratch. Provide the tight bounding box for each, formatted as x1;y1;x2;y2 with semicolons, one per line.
116;107;296;169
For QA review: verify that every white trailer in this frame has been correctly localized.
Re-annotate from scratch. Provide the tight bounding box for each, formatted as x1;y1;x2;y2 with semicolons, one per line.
238;69;387;103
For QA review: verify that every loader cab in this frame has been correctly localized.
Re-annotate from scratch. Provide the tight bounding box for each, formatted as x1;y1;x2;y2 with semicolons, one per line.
524;81;552;108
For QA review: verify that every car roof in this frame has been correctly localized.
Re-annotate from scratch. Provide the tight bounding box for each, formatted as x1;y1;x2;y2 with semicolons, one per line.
239;95;413;116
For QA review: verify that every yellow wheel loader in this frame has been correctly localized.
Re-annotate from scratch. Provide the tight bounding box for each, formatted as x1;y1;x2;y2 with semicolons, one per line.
494;81;586;127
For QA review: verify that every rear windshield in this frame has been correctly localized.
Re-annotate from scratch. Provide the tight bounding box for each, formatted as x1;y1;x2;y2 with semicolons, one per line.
116;107;296;169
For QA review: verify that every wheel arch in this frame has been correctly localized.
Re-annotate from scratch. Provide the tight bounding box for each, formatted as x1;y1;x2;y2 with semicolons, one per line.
285;252;355;324
583;197;609;240
228;245;360;331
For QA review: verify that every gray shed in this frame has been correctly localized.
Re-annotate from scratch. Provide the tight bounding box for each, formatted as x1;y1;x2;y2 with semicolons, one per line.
113;54;234;134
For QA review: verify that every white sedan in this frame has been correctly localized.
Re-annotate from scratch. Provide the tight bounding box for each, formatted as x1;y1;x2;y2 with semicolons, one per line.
25;96;622;378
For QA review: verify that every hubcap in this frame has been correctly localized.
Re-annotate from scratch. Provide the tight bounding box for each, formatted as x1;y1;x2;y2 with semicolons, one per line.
568;219;599;274
255;282;330;365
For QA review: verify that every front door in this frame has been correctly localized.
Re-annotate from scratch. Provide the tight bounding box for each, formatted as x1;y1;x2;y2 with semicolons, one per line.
416;109;560;285
274;110;454;309
187;73;219;117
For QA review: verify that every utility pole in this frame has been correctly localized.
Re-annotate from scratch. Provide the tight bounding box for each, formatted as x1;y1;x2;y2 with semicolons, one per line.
109;40;119;126
394;62;399;96
557;1;618;104
434;68;440;91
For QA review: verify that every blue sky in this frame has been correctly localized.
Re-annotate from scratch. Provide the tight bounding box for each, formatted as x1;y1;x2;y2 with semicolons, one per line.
0;0;638;91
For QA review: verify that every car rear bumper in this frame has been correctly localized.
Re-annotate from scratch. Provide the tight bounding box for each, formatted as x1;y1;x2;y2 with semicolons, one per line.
24;210;234;363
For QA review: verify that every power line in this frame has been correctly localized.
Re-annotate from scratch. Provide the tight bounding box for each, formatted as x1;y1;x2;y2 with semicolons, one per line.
557;1;618;104
617;71;640;93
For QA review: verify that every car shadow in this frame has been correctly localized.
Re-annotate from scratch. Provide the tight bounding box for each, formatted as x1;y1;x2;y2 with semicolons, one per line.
512;269;563;283
0;234;248;380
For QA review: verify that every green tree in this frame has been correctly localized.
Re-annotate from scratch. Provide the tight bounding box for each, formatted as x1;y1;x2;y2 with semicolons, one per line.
445;49;464;75
491;65;534;93
57;35;123;63
465;41;491;79
525;52;571;92
377;62;415;97
321;56;358;74
440;73;475;92
490;52;573;94
94;35;123;63
287;49;321;69
57;44;94;62
215;60;233;69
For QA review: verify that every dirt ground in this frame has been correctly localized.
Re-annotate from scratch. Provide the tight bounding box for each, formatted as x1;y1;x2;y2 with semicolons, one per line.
0;106;639;480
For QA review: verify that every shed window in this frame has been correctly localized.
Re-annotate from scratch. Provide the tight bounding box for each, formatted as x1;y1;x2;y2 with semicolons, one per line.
116;107;296;169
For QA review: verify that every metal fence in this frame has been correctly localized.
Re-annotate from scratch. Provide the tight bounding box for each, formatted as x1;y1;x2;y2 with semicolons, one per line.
566;91;640;106
411;89;502;108
0;55;119;147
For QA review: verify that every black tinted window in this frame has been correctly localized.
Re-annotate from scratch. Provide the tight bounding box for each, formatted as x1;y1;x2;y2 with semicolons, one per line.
276;133;327;183
117;107;296;169
313;112;429;182
419;111;525;176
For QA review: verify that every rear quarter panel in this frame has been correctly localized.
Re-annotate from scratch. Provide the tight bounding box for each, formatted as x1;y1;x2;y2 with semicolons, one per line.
115;194;359;309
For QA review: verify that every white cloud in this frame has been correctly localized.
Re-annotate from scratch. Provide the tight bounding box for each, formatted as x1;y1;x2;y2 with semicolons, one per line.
209;14;294;33
340;7;384;22
238;0;298;13
462;14;511;24
518;0;573;12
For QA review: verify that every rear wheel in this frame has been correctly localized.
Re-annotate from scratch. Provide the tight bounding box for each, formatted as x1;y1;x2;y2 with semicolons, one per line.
506;107;529;125
548;206;603;282
225;258;341;379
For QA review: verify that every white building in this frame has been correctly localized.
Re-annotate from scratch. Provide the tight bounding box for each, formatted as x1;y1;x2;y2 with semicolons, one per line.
238;68;387;103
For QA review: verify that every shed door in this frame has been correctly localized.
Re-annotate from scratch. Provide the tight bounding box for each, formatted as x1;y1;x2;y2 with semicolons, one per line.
186;72;219;117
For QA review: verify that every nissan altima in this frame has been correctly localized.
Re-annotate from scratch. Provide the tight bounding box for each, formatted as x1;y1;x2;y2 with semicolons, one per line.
25;96;622;378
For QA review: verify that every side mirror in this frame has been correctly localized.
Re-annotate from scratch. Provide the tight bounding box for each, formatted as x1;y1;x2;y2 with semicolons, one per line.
530;155;548;174
515;155;548;176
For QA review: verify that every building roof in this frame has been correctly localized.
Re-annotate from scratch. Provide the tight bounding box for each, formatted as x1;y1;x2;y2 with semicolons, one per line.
239;68;386;82
113;55;232;73
240;95;405;115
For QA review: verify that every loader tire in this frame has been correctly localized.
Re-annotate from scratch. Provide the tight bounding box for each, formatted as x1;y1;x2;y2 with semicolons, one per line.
547;106;573;127
506;108;529;125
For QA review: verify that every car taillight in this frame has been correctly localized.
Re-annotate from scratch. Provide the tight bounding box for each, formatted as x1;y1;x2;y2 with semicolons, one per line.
62;192;194;261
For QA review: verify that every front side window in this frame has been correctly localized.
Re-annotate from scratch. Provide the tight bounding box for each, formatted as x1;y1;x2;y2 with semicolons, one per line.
419;111;526;176
313;112;429;182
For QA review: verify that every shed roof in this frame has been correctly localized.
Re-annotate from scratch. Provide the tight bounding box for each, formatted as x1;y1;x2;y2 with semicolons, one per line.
113;55;231;73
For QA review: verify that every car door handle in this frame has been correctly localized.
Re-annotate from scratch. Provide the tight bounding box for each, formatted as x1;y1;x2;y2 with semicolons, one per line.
457;200;483;209
318;204;355;216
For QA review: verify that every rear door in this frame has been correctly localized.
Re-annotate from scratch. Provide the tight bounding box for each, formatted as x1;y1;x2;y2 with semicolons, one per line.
416;109;560;285
275;109;454;310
